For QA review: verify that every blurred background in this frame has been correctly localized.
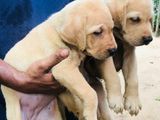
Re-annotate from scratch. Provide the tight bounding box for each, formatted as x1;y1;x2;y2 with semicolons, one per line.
153;0;160;36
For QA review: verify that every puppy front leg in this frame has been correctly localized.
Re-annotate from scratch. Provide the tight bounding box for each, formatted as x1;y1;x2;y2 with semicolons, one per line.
122;46;142;116
52;64;98;120
98;57;123;113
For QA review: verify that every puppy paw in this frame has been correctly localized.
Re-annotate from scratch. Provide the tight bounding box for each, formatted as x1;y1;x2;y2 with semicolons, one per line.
108;95;124;114
124;96;142;116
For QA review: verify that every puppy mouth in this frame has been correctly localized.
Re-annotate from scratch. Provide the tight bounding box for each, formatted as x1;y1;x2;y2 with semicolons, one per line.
135;43;144;46
127;40;144;47
125;37;152;46
84;52;108;60
143;42;150;45
143;40;152;45
92;53;111;60
136;41;152;46
84;49;111;60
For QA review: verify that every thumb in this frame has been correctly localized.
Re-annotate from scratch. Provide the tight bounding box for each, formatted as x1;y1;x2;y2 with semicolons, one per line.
39;49;69;72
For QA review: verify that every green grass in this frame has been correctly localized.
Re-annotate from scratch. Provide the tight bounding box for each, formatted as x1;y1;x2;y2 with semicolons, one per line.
155;97;160;101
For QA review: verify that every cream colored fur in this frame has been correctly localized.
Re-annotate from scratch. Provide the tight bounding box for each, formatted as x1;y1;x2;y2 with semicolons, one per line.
99;0;153;115
1;0;116;120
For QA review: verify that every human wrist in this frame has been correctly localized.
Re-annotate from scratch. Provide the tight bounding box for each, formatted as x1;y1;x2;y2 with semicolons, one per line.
13;71;27;87
0;59;28;91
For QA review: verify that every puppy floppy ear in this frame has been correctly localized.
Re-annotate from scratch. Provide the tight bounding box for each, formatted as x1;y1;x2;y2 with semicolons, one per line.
121;0;128;31
58;14;86;51
108;0;128;30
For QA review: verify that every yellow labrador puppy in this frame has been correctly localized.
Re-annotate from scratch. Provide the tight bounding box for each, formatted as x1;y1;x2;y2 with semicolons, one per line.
2;0;116;120
85;0;153;116
106;0;153;115
103;0;153;115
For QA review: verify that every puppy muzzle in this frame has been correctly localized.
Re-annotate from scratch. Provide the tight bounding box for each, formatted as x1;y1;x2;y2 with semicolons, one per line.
108;48;117;56
142;36;153;45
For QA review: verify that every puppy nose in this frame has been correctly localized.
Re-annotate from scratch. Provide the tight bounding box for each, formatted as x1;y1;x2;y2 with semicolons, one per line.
108;48;117;56
143;36;153;45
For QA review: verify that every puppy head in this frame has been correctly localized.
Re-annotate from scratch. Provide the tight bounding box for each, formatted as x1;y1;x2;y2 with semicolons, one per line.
56;0;117;60
122;0;153;46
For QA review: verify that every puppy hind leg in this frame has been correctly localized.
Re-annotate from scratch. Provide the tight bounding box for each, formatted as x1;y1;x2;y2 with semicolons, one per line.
58;91;83;119
1;86;21;120
91;80;113;120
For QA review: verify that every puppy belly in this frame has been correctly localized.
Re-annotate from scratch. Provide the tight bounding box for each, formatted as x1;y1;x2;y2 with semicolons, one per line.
19;94;60;120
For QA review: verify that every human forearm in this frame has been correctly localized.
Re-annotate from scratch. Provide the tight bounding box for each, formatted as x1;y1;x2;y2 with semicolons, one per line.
0;49;69;94
0;59;23;90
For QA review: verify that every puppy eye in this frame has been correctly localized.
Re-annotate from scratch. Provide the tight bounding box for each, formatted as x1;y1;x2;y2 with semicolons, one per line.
129;16;141;23
93;28;103;36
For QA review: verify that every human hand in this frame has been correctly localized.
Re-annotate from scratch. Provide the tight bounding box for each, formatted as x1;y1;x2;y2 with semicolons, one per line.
15;49;69;95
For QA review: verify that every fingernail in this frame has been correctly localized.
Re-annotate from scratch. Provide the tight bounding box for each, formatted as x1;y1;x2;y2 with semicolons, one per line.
60;49;69;57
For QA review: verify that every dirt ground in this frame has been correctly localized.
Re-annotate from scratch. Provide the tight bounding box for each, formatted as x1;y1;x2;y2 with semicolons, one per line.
112;37;160;120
